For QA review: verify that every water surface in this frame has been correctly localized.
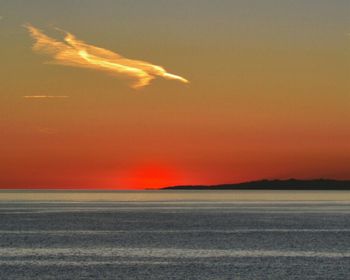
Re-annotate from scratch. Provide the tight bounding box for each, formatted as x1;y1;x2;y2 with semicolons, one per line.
1;190;350;201
0;191;349;279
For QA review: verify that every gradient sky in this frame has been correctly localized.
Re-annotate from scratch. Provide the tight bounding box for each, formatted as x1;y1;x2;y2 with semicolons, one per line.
0;0;349;189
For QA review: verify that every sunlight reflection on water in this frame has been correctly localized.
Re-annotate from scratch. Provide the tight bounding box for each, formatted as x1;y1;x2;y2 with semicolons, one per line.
0;190;350;202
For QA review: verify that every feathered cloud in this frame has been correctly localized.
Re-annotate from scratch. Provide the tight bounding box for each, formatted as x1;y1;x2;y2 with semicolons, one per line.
25;24;189;89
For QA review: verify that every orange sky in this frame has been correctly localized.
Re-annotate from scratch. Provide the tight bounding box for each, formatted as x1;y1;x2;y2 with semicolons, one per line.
0;1;349;189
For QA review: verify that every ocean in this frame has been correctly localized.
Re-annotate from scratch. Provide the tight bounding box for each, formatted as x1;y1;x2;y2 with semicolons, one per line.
0;190;349;279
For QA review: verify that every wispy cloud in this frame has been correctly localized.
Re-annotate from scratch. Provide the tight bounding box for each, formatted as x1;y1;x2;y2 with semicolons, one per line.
24;24;189;89
23;95;69;99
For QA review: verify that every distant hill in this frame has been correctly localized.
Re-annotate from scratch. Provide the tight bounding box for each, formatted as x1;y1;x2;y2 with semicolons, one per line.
162;179;350;190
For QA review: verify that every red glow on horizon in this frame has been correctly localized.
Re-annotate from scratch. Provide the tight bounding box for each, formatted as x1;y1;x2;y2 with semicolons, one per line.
118;164;182;190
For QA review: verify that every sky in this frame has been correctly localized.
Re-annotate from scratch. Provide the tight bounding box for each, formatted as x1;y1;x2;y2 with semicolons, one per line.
0;0;349;189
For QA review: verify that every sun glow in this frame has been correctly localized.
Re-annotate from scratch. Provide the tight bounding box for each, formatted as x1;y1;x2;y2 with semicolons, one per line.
120;165;181;189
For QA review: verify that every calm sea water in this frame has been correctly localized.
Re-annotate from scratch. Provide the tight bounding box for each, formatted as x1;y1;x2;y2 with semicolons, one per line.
0;190;349;279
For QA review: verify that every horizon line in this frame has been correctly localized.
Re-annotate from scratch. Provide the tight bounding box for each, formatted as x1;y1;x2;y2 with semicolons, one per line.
1;178;350;191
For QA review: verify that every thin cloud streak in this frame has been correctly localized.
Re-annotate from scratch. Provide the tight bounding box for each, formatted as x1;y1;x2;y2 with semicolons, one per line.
25;24;189;89
23;95;69;99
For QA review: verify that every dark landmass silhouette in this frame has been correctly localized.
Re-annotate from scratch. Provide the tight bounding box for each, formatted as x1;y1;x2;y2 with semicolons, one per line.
162;179;350;190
